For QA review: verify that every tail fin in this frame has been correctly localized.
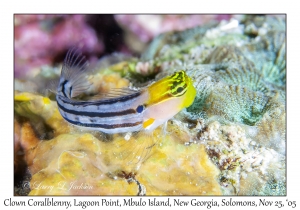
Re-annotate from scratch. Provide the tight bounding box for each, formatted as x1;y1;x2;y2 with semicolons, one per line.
57;48;92;98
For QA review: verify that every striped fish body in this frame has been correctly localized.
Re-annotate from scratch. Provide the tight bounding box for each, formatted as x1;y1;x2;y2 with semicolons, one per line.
56;90;149;134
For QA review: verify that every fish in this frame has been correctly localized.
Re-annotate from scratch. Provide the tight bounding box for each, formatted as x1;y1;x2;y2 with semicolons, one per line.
56;48;197;134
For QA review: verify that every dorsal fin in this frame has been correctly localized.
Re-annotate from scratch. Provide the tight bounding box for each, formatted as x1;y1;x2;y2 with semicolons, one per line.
58;48;92;98
62;47;89;78
45;78;59;95
86;87;142;101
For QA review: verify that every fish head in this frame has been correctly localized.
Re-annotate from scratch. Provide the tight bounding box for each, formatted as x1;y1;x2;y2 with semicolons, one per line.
146;70;196;109
142;70;197;131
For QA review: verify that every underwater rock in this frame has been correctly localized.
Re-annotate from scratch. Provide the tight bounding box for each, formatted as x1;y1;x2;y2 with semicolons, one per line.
198;121;285;195
14;119;40;167
237;145;285;195
251;93;286;155
14;118;26;175
115;15;232;43
27;121;220;195
28;133;138;195
242;15;286;89
14;118;39;196
88;73;130;94
137;137;221;195
14;91;70;136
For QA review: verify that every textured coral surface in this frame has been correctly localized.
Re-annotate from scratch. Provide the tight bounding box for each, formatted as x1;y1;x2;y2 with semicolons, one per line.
28;131;221;195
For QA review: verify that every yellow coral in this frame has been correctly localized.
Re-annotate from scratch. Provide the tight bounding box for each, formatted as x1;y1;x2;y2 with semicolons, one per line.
138;137;221;195
28;122;221;195
89;73;130;94
14;91;69;135
29;133;145;195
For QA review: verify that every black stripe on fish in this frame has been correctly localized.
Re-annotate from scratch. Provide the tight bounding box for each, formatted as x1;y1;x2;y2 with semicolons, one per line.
61;80;69;98
64;117;142;129
58;48;91;98
57;101;137;118
69;86;73;98
57;91;141;106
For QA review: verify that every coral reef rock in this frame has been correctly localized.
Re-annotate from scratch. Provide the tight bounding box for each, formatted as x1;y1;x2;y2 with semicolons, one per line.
28;124;221;195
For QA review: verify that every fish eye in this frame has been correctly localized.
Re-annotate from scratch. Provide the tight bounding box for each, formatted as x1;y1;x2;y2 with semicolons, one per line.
176;87;184;93
136;105;144;113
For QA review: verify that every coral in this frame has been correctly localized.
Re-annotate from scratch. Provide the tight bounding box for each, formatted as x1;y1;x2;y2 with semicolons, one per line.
141;18;247;62
254;31;286;88
26;119;220;195
204;84;269;126
14;117;40;196
140;24;219;61
28;133;139;195
196;121;285;195
14;91;70;136
203;46;268;93
86;72;131;95
185;67;273;127
238;147;285;195
259;179;286;196
242;15;286;89
115;15;232;43
14;15;66;26
250;93;286;155
137;126;221;195
14;15;103;78
14;119;40;167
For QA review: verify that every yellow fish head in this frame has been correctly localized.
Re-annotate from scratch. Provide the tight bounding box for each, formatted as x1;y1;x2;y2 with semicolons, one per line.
146;70;196;109
142;70;197;131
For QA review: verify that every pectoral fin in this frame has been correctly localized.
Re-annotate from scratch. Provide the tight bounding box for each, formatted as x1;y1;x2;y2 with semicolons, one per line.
143;118;155;129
